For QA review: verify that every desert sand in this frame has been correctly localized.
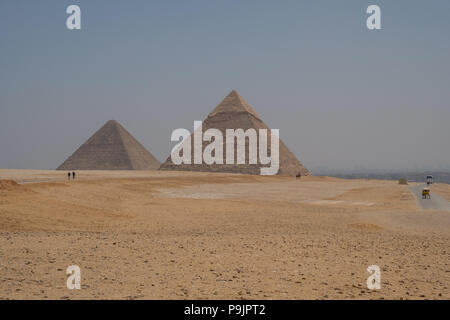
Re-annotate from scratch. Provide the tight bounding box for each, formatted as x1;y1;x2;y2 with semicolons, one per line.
0;169;449;300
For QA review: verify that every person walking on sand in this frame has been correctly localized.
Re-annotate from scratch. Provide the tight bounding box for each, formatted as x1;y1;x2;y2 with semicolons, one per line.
72;171;76;180
68;172;71;180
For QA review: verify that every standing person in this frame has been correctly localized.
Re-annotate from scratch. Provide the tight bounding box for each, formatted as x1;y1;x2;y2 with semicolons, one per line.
68;172;71;180
72;171;76;180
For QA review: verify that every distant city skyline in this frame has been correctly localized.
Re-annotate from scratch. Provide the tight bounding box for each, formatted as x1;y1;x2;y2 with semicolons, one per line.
1;1;450;172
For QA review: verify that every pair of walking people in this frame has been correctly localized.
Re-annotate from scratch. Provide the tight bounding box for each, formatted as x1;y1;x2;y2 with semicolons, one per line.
67;171;76;180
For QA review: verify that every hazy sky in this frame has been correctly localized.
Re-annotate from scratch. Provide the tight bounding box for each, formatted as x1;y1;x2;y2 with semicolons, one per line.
1;0;449;172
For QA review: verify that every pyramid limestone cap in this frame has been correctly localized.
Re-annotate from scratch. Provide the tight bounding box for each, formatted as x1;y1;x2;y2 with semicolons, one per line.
104;119;121;128
208;90;261;120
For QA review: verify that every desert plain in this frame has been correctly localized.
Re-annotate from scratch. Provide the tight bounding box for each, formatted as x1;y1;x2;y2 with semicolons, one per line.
0;169;449;299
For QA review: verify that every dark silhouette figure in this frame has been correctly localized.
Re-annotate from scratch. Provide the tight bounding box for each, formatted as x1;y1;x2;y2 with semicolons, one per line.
296;173;301;179
68;172;71;180
72;172;76;180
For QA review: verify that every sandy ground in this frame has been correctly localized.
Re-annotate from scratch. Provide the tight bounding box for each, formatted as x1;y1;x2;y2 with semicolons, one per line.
434;184;450;202
0;169;449;300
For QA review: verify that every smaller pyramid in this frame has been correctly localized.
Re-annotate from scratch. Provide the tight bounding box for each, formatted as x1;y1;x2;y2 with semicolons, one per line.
57;120;160;170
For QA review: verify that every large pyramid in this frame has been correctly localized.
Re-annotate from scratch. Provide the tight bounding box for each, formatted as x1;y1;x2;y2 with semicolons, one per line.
57;120;160;170
159;90;310;176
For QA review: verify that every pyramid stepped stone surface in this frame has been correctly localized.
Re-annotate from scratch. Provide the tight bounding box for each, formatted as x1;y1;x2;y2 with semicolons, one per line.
159;90;310;176
57;120;160;170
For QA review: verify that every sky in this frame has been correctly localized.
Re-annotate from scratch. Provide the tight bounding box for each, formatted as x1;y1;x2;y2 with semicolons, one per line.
1;0;449;173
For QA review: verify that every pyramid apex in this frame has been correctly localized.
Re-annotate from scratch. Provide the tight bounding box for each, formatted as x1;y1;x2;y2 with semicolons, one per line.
103;120;124;130
227;89;243;100
208;90;260;119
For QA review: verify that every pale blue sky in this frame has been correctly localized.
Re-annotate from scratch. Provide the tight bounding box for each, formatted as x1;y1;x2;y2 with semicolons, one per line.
1;1;449;172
